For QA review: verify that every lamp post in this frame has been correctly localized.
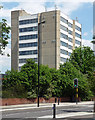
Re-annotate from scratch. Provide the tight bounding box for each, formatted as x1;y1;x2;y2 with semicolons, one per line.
37;23;40;107
37;17;45;107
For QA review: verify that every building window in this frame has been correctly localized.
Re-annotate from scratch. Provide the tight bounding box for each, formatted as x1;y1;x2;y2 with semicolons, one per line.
19;34;38;40
68;30;72;35
19;58;38;63
68;22;72;28
68;52;71;56
60;16;68;24
19;18;38;25
60;25;68;32
19;50;37;55
19;42;37;48
60;33;68;40
75;32;81;38
75;25;81;31
68;45;72;49
60;57;67;62
60;41;68;47
68;37;73;42
19;26;38;32
19;67;21;71
75;40;81;45
60;49;68;55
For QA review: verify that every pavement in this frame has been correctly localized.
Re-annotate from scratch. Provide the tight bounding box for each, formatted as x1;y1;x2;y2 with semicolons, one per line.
1;101;95;119
1;101;94;109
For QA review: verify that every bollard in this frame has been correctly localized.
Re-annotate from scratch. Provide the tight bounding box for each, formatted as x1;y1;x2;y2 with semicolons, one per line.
58;98;59;105
53;104;56;118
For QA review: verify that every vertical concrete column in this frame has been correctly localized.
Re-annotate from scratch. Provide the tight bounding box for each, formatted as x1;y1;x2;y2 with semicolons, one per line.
11;11;19;71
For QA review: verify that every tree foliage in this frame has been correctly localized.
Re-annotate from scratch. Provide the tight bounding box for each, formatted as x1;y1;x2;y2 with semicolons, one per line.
39;65;52;99
59;62;93;100
0;19;10;53
20;59;38;94
2;70;28;98
2;49;95;101
69;46;95;74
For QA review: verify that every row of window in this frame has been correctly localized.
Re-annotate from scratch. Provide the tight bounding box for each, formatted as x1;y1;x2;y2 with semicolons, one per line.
68;22;72;28
19;18;38;25
60;25;68;32
60;49;72;56
75;25;81;32
60;33;73;41
60;16;73;28
75;40;81;45
68;30;72;35
19;50;37;55
60;41;68;47
60;32;73;43
68;37;73;42
60;57;67;62
60;41;73;49
60;28;81;39
19;42;37;48
60;49;68;55
19;34;38;40
60;17;81;31
60;33;68;40
19;26;38;32
68;45;72;49
19;58;38;63
60;16;68;24
60;25;73;35
75;32;81;38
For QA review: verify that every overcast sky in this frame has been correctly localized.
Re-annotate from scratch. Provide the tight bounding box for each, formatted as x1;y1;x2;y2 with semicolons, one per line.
0;0;94;73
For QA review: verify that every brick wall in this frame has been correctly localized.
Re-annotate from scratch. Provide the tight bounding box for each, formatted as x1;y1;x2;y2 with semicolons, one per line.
1;97;71;106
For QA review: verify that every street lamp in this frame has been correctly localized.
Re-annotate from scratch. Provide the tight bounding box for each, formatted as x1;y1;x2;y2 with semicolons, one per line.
37;18;45;107
37;27;40;107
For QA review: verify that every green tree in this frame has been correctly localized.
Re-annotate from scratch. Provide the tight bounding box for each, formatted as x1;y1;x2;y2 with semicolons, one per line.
87;72;95;95
50;68;62;97
0;19;10;54
69;46;95;74
20;59;38;93
39;65;52;99
2;70;28;98
59;62;93;100
2;59;38;98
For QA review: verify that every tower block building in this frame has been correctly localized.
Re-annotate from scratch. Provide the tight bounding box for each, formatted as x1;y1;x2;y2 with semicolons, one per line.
11;10;82;71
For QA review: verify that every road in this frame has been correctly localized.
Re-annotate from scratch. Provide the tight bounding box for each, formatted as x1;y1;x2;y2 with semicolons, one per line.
1;102;95;119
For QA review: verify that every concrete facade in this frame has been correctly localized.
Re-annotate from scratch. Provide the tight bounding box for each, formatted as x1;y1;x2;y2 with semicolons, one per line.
38;10;60;69
11;11;19;70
